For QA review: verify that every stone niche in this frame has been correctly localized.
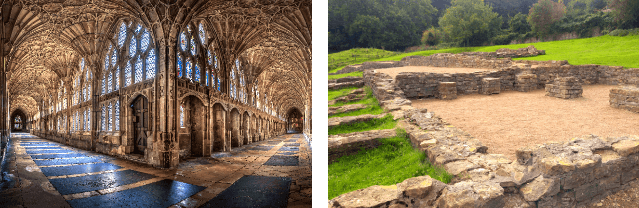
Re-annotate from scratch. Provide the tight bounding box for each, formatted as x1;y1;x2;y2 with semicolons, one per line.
545;76;583;99
438;82;457;100
480;78;500;95
610;85;639;113
515;72;538;92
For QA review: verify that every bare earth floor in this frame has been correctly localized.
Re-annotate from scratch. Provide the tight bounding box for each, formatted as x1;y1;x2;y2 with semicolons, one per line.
411;85;639;159
376;66;493;78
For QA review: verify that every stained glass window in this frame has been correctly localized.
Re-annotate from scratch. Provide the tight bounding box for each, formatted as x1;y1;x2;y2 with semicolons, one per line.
199;23;206;45
217;78;221;91
215;55;218;69
180;32;187;51
141;31;149;52
180;105;184;127
83;110;86;131
177;54;183;77
135;57;143;83
114;67;120;90
86;109;91;131
146;49;156;79
135;24;142;34
108;73;113;92
111;49;117;67
108;103;113;131
129;37;137;58
207;50;213;65
101;106;106;131
104;54;109;71
118;22;127;47
205;71;209;86
194;64;200;83
115;101;120;131
125;61;132;86
186;59;192;81
190;36;196;55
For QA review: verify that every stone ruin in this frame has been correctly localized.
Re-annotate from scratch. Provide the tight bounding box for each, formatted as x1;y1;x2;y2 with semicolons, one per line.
480;77;500;95
610;77;639;113
329;46;639;208
545;76;583;99
438;82;457;100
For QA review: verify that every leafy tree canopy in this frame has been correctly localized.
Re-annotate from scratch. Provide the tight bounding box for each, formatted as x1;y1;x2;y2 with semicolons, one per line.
438;0;503;46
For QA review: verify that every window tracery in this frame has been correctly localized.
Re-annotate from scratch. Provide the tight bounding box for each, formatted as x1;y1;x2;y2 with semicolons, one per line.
177;21;212;87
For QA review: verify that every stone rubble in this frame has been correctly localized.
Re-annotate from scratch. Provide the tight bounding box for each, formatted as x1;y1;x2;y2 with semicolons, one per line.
328;114;387;128
328;104;368;116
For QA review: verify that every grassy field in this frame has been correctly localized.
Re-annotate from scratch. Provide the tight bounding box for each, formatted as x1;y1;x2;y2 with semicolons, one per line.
328;48;399;73
328;35;639;76
328;128;453;199
328;114;397;135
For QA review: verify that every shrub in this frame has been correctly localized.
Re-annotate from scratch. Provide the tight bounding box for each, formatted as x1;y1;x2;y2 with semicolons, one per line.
527;0;566;38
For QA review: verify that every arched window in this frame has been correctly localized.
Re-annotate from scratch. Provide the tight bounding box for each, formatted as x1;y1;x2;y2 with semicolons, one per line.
180;105;185;128
83;60;92;103
115;101;120;131
104;20;157;92
177;22;210;86
101;106;106;131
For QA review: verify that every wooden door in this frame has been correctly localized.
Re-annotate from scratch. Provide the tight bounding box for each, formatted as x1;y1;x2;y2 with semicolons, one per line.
133;97;148;154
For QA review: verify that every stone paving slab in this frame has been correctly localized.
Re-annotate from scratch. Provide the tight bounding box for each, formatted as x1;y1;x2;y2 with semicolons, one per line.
30;153;87;159
277;152;297;156
285;139;297;142
199;175;292;208
34;157;105;166
284;143;300;146
19;143;59;146
26;149;76;154
278;146;299;152
251;146;274;151
49;170;156;195
67;179;205;208
22;146;65;150
264;155;299;166
40;163;123;177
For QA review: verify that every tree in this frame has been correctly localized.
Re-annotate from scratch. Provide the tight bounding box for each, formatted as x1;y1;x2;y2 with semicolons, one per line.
328;0;438;52
509;13;531;34
438;0;502;46
527;0;566;38
608;0;639;29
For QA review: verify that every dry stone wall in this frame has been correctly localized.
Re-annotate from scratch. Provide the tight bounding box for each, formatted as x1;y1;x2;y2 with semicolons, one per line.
331;61;403;75
545;77;583;99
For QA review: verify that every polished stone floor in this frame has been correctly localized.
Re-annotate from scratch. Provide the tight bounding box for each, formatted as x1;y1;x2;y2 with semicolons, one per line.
0;133;311;208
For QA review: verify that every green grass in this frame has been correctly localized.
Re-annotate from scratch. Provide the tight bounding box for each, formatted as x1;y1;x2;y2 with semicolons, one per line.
328;87;361;101
328;128;453;200
329;87;384;118
328;114;397;135
328;35;639;74
328;71;364;80
329;48;399;73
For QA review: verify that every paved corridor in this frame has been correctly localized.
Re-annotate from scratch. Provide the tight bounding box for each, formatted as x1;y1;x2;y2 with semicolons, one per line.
0;133;311;208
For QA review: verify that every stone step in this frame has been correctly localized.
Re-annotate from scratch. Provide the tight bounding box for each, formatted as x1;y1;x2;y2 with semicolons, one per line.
328;129;397;149
329;88;367;105
328;114;386;128
328;80;364;90
328;104;368;116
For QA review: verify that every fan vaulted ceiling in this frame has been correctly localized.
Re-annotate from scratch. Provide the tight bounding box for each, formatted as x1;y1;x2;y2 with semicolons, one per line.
2;0;311;118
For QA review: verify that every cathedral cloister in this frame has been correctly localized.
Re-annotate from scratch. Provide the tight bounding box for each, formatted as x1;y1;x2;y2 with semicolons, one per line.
0;0;311;207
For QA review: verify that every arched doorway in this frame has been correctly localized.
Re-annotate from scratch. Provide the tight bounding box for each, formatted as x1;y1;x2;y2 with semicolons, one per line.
229;108;240;148
131;95;149;155
180;95;205;157
212;103;226;152
11;110;27;132
242;112;250;145
287;108;303;133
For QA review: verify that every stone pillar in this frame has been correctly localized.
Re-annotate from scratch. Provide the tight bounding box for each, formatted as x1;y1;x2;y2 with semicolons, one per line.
545;77;583;99
480;78;501;95
610;85;639;113
438;82;457;100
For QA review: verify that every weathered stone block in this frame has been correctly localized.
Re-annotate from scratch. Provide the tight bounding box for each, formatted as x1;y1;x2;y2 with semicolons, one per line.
520;175;560;202
439;82;457;100
435;181;504;208
480;77;500;95
330;185;400;208
609;85;639;113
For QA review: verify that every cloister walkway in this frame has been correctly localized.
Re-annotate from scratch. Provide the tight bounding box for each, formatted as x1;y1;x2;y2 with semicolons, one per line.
0;133;311;208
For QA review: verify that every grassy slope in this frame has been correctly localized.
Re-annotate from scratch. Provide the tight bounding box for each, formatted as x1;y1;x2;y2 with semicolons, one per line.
328;114;397;135
328;35;639;77
329;87;384;118
328;48;399;73
328;129;452;199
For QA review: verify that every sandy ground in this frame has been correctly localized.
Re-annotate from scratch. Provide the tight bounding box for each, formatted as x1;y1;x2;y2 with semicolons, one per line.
376;66;493;78
411;85;639;159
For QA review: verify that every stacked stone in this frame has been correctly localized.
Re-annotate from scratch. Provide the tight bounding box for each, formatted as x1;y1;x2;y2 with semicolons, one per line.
610;85;639;113
545;76;583;99
480;78;500;95
515;72;538;92
438;82;457;100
